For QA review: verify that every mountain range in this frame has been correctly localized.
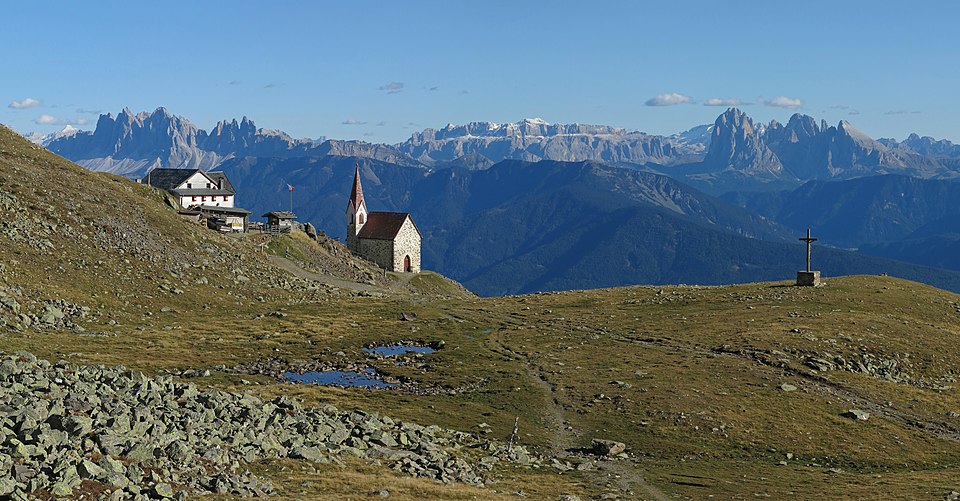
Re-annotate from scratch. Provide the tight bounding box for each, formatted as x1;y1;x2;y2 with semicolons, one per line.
33;107;960;192
36;108;711;177
22;106;960;295
724;174;960;272
217;156;960;295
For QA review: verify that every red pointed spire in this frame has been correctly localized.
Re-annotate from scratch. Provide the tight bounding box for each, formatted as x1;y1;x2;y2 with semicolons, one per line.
349;162;365;210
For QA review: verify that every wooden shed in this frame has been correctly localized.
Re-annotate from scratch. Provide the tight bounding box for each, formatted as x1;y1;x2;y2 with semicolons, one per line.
262;211;297;234
199;205;252;232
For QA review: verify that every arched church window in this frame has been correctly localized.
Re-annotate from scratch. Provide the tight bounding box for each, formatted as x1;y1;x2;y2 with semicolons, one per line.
359;213;365;224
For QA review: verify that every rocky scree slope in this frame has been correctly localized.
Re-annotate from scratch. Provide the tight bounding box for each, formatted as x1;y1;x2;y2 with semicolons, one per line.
0;351;539;499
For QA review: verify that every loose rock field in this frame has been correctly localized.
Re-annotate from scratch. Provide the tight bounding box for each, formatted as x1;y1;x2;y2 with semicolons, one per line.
0;351;539;499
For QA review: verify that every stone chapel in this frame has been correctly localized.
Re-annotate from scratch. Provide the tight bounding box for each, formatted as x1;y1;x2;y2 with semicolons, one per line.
345;164;421;272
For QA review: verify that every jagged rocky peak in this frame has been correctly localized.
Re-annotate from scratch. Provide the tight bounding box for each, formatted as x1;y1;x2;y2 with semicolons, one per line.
877;133;960;158
704;108;783;176
713;108;753;133
765;113;821;146
835;120;887;151
88;107;202;154
786;113;821;137
836;119;873;141
211;115;257;134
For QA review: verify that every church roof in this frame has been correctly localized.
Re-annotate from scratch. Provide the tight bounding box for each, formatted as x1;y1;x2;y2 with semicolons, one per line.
349;164;365;210
358;212;420;241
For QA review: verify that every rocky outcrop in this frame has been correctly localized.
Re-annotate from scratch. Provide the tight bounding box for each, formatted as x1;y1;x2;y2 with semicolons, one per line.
702;108;784;178
879;133;960;159
764;113;826;179
42;108;332;178
0;351;541;499
694;108;958;188
200;116;315;158
44;108;225;177
397;118;703;166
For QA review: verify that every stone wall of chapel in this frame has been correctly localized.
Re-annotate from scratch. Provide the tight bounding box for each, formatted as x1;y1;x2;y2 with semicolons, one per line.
392;218;421;272
358;238;394;270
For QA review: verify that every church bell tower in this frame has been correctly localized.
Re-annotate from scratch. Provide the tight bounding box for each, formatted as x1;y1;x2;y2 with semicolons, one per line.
346;163;367;251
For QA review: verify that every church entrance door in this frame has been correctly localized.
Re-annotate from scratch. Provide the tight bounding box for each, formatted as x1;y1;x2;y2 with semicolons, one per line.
404;255;411;272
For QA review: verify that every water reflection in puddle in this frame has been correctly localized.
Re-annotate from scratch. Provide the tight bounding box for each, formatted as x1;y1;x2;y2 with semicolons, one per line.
283;369;397;388
364;345;437;356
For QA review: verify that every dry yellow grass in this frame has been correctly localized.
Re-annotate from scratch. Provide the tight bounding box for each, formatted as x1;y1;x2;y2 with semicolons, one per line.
3;125;960;499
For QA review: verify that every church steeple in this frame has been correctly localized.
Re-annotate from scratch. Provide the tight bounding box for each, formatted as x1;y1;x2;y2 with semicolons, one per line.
346;162;367;250
349;162;365;211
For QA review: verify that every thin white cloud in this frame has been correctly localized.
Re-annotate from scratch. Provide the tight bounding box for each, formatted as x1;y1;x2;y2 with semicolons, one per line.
9;98;42;109
34;114;63;125
645;93;693;107
375;121;387;126
75;107;102;115
33;114;88;126
761;96;803;109
848;110;861;116
704;98;744;106
378;82;404;94
884;109;922;115
341;119;367;125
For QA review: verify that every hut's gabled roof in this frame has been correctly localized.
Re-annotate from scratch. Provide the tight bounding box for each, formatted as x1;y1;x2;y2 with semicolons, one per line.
144;168;197;191
144;168;235;195
262;211;297;219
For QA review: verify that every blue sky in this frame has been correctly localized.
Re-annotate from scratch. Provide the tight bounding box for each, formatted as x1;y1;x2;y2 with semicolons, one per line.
2;1;957;144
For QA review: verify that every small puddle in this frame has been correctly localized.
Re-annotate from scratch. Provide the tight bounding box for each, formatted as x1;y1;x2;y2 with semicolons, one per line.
364;345;437;356
283;369;397;388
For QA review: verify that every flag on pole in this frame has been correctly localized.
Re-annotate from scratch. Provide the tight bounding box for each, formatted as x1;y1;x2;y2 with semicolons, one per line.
287;184;294;192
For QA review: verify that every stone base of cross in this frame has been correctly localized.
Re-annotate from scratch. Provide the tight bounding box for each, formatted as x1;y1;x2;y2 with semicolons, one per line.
796;270;821;286
796;228;821;286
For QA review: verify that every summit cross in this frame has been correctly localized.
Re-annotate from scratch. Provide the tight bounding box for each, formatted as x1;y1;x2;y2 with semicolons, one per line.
799;228;817;273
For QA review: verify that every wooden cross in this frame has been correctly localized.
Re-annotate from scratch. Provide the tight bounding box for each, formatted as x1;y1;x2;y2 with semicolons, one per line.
799;228;817;272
